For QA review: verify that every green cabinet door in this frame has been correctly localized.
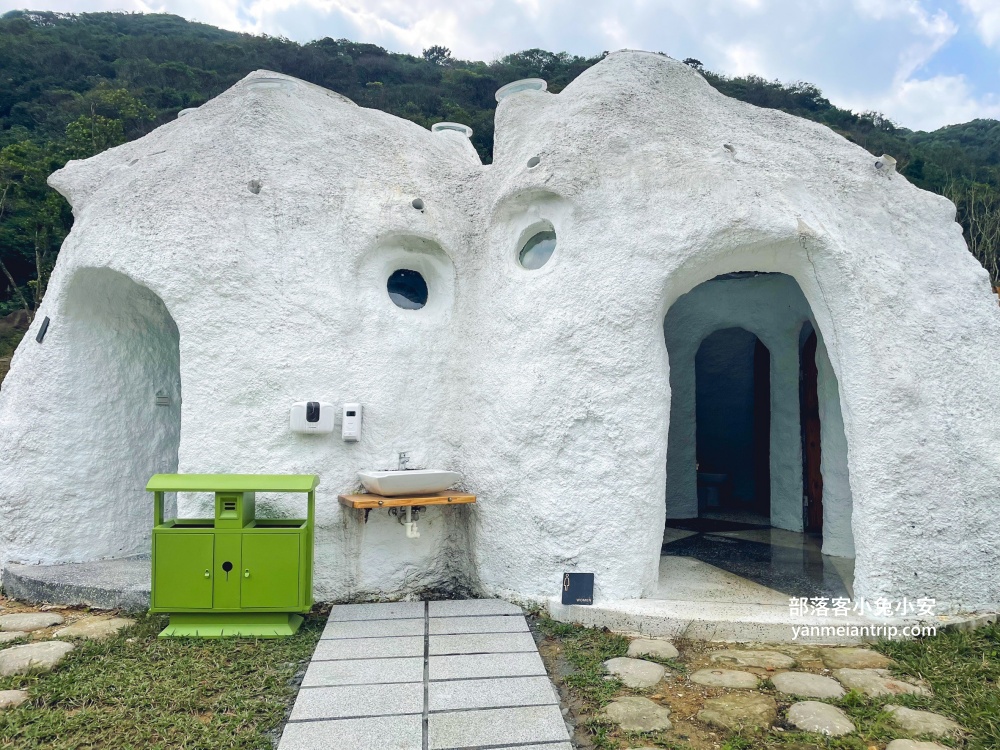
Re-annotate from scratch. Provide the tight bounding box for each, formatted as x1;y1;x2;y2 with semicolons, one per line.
213;534;242;610
154;533;214;610
241;534;300;609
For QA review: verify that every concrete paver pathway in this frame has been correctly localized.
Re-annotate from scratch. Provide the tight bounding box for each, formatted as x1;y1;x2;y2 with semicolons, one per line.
278;599;572;750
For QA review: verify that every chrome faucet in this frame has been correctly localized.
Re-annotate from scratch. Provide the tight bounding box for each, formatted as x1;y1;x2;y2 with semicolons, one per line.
398;451;410;471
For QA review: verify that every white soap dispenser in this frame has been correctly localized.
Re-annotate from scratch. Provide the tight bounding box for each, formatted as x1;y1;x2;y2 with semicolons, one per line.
342;403;362;441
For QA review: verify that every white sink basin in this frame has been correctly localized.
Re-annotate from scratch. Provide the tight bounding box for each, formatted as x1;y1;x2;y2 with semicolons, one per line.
358;469;461;497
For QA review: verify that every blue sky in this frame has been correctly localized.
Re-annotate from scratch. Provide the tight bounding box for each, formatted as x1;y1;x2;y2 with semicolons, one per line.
5;0;999;131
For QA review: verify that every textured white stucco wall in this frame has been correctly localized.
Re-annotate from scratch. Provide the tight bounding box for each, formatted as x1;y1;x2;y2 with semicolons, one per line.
1;52;999;610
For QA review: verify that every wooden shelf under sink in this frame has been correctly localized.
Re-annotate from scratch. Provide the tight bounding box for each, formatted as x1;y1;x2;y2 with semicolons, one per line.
338;492;476;509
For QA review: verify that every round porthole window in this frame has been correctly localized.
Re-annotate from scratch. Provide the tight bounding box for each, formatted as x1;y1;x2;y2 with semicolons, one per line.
387;269;428;309
518;230;557;270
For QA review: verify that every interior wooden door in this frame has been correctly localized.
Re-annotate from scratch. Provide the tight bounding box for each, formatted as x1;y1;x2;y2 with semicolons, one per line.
752;338;771;517
801;331;824;533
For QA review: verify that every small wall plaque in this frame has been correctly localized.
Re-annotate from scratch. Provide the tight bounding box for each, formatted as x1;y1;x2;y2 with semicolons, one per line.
35;316;50;343
562;572;594;606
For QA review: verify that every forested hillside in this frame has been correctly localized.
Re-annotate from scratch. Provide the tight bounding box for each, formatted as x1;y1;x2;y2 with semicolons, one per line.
0;9;998;338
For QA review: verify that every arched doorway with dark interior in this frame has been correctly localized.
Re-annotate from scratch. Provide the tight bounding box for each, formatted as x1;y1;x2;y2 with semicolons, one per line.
658;272;855;606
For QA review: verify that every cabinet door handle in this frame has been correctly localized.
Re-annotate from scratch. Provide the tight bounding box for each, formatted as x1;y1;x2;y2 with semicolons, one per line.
244;569;250;578
204;570;210;578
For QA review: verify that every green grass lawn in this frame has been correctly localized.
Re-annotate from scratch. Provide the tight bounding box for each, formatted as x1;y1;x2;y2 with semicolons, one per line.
0;610;324;750
535;616;1000;750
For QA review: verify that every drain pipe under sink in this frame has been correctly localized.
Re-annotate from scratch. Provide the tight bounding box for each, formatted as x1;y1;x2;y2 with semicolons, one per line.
403;506;420;538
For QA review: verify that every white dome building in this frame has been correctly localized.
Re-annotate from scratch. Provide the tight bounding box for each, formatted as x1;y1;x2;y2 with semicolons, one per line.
1;52;999;635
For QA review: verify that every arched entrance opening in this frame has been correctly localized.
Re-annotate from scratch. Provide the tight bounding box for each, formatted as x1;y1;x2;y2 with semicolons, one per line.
56;268;181;561
659;271;854;602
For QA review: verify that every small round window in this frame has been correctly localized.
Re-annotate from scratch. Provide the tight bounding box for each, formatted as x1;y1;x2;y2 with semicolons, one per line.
518;230;556;270
387;269;428;309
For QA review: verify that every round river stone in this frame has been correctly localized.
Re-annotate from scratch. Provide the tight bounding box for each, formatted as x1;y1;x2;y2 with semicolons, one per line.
0;690;29;710
603;656;666;688
833;668;931;697
884;705;963;738
772;671;846;699
819;646;892;669
697;693;777;730
709;648;796;669
600;696;672;732
627;638;679;660
0;613;64;632
787;701;855;737
690;668;759;688
0;641;75;676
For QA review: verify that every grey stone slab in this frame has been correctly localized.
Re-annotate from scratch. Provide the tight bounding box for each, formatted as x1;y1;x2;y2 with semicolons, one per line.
428;615;528;635
329;602;426;621
429;651;546;680
428;676;558;711
290;682;424;721
2;557;150;612
313;636;425;661
603;656;666;688
302;656;424;687
0;613;64;632
429;631;537;655
429;704;569;749
428;599;522;617
321;618;425;640
602;696;674;732
787;701;855;737
0;641;75;676
53;616;134;640
279;713;422;750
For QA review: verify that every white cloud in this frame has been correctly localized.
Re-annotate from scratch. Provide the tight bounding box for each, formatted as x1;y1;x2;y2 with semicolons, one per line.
960;0;1000;47
721;42;769;77
870;73;1000;130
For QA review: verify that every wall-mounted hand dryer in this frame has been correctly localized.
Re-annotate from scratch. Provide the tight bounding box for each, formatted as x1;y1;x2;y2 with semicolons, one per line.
290;401;334;433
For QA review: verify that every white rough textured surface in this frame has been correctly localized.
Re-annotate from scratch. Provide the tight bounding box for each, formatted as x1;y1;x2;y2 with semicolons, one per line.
1;52;999;610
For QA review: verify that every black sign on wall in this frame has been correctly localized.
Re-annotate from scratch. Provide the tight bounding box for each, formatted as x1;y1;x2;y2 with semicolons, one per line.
562;572;594;605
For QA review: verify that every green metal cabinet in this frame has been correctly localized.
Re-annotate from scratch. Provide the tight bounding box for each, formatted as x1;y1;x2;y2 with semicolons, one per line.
146;473;318;638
